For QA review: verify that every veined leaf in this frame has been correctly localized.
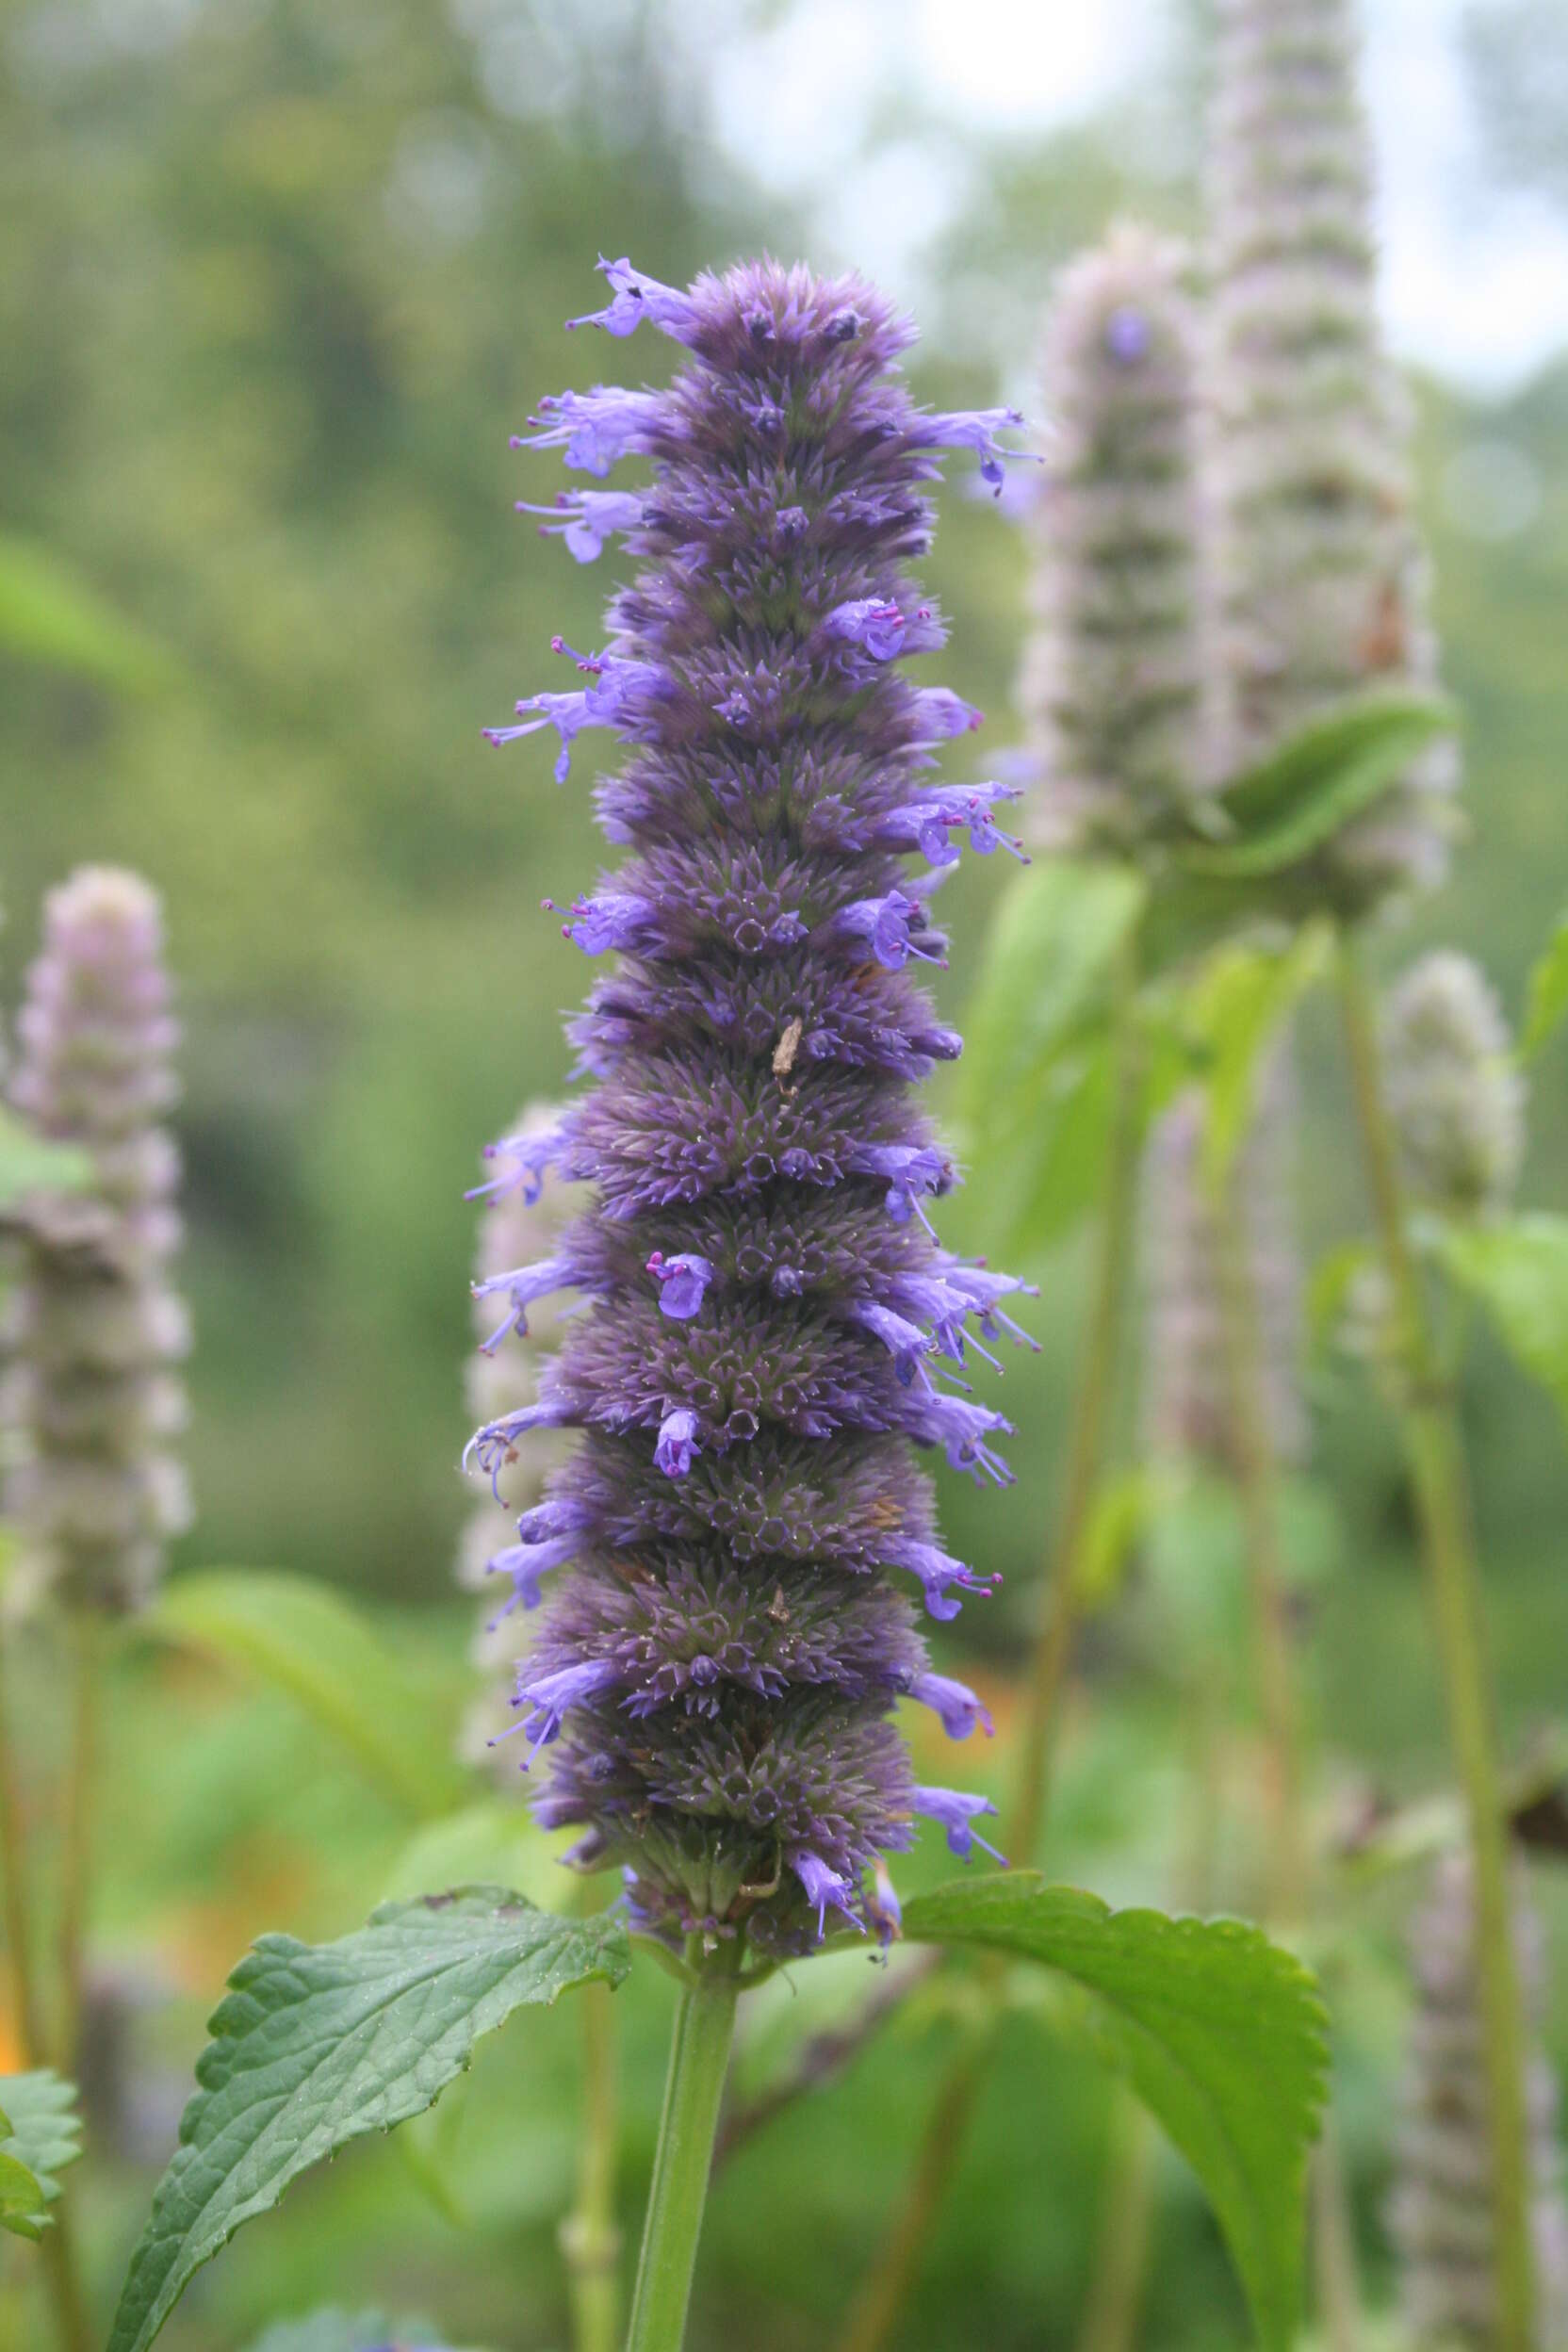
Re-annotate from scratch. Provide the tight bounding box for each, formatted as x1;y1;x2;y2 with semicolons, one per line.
1188;928;1330;1195
1435;1214;1568;1429
962;859;1145;1149
0;2073;83;2241
106;1887;630;2352
1519;911;1568;1063
903;1876;1327;2352
152;1569;468;1820
1182;694;1456;879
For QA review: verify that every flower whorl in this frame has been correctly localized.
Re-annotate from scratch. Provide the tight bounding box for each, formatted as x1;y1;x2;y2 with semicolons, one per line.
468;258;1031;1952
1390;1855;1568;2348
2;868;190;1613
1142;1052;1306;1470
1382;953;1525;1221
1022;223;1206;858
1207;0;1458;907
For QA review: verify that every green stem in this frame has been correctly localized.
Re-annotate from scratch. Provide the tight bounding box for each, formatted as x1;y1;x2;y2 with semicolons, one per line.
1213;1167;1309;1928
833;932;1146;2352
1007;923;1143;1865
54;1612;99;2071
1074;2097;1157;2352
1313;2115;1362;2352
1337;938;1534;2352
624;1943;740;2352
563;1980;622;2352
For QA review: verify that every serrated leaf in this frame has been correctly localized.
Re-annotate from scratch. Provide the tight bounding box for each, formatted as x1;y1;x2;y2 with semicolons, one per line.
1182;694;1456;879
151;1570;468;1820
0;2072;83;2240
961;859;1145;1149
241;2310;462;2352
1187;928;1329;1193
1519;912;1568;1062
0;1108;95;1215
0;530;176;692
106;1887;631;2352
902;1876;1327;2352
1435;1214;1568;1428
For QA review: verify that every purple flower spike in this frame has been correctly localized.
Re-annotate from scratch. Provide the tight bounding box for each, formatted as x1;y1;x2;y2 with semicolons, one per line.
653;1405;701;1478
567;255;703;345
907;1670;994;1740
646;1251;714;1320
791;1849;866;1940
464;257;1027;1954
915;1786;1006;1864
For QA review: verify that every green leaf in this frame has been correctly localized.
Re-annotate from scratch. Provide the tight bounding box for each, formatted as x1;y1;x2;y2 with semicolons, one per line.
1183;694;1457;879
1075;1469;1168;1613
1308;1241;1377;1351
106;1887;631;2352
903;1877;1327;2352
1435;1214;1568;1427
151;1570;468;1820
0;1108;94;1216
241;2311;460;2352
1519;911;1568;1062
1187;929;1330;1194
0;2072;83;2240
961;859;1145;1150
0;531;176;693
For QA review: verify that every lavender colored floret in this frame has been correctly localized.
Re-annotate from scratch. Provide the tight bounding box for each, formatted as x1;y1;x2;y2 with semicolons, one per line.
469;258;1027;1954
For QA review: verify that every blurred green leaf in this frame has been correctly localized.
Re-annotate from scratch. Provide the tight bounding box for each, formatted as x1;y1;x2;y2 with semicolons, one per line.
902;1876;1327;2352
106;1887;631;2352
0;2073;82;2241
1187;928;1329;1193
151;1570;468;1821
241;2310;466;2352
1076;1469;1168;1612
961;858;1145;1150
1435;1214;1568;1427
1519;911;1568;1061
0;531;175;693
1182;694;1457;878
0;1108;94;1215
1308;1240;1378;1351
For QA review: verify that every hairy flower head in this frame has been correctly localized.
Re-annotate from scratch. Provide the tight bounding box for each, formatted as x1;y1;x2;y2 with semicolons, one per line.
1382;952;1524;1218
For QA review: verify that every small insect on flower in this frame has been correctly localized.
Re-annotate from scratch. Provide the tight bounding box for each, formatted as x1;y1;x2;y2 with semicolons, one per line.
467;257;1030;1954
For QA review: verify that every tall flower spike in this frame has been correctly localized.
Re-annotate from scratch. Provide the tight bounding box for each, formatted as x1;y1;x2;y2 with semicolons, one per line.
1390;1854;1568;2348
1207;0;1459;907
470;258;1029;1955
1021;222;1207;858
1381;953;1526;1221
2;868;190;1613
1142;1049;1306;1471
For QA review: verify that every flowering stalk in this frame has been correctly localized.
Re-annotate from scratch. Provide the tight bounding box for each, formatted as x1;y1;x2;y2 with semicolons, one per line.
1208;0;1458;908
1391;1856;1568;2349
471;256;1029;2341
1338;940;1534;2352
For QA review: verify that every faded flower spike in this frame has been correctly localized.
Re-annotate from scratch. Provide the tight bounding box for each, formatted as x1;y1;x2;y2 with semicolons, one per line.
1142;1053;1306;1470
1381;953;1525;1221
468;257;1032;1954
1208;0;1458;907
2;867;190;1613
1021;222;1207;858
1390;1855;1568;2348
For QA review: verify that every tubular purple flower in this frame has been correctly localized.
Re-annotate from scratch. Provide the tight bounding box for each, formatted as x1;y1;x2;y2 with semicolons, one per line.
646;1250;714;1320
466;258;1024;1954
910;405;1037;493
567;254;704;345
914;1786;1005;1863
906;1669;994;1740
515;489;645;564
2;867;190;1614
